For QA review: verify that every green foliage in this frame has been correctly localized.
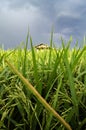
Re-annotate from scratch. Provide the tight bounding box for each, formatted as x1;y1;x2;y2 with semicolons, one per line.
0;35;86;130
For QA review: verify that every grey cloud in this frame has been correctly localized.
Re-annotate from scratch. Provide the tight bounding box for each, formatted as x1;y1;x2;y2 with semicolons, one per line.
53;0;86;45
0;0;86;49
57;16;79;29
0;0;57;20
55;15;81;37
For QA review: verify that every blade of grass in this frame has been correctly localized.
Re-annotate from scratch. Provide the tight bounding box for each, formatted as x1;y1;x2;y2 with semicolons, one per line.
70;46;86;71
44;77;62;130
17;42;24;71
30;36;42;94
22;31;29;77
45;48;63;100
5;59;72;130
30;36;44;130
48;27;54;68
62;40;79;118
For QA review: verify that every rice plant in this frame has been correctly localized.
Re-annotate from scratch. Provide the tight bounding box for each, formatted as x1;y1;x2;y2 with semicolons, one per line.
0;34;86;130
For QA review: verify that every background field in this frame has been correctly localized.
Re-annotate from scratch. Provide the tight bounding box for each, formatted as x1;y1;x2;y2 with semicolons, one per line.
0;38;86;130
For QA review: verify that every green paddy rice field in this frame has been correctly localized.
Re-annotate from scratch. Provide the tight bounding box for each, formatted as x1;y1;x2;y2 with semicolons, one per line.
0;35;86;130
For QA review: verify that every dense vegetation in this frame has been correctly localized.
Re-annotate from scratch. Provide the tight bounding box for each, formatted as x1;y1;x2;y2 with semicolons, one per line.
0;36;86;130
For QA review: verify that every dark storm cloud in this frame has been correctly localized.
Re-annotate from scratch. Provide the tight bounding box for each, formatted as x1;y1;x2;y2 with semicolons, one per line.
53;0;86;45
0;0;56;49
7;0;57;22
0;0;86;49
55;15;81;37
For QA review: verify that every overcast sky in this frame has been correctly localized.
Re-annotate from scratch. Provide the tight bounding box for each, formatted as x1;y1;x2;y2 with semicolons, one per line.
0;0;86;49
